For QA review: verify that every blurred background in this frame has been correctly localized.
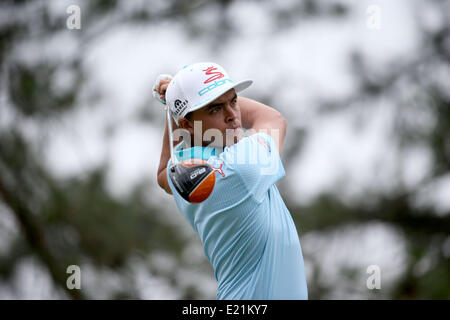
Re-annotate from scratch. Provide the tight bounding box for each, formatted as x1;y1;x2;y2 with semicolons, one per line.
0;0;449;299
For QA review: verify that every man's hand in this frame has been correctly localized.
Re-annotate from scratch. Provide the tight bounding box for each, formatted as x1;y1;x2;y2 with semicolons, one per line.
152;74;173;105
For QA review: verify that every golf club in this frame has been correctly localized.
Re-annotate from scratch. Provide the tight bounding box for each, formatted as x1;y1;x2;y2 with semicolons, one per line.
166;106;216;203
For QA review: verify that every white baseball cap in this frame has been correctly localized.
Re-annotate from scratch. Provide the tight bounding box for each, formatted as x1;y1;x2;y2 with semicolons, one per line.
166;62;252;124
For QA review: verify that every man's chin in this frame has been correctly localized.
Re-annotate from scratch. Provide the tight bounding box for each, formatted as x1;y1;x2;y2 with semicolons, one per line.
224;129;243;146
235;127;245;141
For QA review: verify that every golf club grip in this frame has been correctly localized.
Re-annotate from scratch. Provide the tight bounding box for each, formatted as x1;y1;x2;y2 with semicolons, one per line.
166;106;177;164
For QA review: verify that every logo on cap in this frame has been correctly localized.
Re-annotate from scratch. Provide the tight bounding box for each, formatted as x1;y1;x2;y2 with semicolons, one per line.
198;78;232;96
174;99;188;116
203;66;224;84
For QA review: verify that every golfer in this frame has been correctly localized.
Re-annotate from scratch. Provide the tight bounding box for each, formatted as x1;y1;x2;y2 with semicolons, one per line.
155;62;308;299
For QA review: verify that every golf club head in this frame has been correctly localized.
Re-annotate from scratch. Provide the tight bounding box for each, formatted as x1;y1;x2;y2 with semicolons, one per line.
169;159;215;203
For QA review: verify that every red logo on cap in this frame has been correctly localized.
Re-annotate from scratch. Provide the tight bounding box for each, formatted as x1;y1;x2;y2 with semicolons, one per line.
202;66;224;84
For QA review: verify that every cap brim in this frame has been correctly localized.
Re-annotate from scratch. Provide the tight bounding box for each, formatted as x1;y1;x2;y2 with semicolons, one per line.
185;79;253;116
233;79;253;93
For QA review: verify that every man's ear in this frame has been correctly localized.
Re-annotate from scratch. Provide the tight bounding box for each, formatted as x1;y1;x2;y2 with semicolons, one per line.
178;117;194;135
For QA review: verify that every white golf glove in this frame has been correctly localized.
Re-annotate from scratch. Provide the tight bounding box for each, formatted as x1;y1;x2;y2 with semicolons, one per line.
152;74;173;105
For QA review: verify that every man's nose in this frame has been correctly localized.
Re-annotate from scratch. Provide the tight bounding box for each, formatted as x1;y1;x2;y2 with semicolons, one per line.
224;104;237;123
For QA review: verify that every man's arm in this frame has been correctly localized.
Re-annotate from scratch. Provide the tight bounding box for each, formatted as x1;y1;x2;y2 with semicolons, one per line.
238;97;287;156
156;77;176;195
157;116;179;195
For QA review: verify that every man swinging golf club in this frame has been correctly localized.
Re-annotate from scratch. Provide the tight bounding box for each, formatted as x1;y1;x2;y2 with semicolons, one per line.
155;62;308;299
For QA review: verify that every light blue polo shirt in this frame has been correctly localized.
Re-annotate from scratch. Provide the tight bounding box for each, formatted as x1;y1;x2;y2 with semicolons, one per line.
167;132;308;299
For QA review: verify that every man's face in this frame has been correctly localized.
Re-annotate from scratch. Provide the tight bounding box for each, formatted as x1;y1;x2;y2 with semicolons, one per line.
182;89;243;148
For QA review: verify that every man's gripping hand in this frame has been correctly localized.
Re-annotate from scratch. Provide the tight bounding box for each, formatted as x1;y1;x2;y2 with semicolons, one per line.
152;74;173;105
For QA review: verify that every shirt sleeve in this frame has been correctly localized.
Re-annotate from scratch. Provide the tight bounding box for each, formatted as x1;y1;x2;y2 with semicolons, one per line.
222;132;285;202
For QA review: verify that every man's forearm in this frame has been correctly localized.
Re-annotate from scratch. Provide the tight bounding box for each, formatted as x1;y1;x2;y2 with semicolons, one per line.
157;117;177;194
238;97;287;155
238;97;284;129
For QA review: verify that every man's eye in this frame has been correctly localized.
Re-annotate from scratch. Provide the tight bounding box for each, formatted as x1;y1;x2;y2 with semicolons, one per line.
210;108;220;114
